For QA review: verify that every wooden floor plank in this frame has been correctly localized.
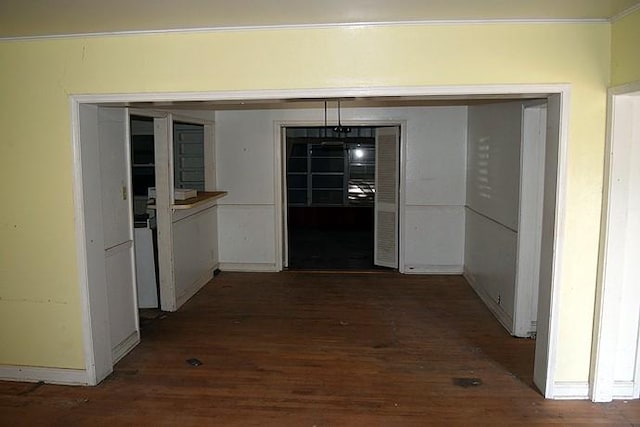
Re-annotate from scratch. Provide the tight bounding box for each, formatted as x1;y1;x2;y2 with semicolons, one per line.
1;272;638;425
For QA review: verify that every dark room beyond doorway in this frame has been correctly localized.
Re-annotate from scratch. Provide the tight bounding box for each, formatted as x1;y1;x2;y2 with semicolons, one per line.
286;126;380;270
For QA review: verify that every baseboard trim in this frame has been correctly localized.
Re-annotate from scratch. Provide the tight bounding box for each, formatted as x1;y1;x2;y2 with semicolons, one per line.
613;380;637;399
551;381;590;400
176;265;217;308
111;330;140;364
404;265;463;274
0;365;89;386
219;262;279;272
463;268;513;334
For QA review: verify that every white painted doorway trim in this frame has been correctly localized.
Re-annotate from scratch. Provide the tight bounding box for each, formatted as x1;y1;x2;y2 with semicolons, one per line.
71;84;569;396
591;81;640;402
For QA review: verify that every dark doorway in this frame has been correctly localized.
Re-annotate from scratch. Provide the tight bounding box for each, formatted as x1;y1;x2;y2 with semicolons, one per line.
286;127;377;270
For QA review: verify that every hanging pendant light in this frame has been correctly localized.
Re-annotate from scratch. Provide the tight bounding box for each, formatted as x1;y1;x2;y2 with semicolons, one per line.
333;99;351;135
321;99;346;147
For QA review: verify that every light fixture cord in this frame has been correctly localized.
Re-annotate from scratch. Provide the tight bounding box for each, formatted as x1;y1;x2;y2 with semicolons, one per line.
324;100;328;138
337;99;342;136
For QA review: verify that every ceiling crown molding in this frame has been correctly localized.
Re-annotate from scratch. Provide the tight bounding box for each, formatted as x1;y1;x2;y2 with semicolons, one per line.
0;18;610;42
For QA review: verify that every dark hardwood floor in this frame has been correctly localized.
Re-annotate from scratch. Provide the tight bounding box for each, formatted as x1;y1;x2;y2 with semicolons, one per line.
1;272;638;425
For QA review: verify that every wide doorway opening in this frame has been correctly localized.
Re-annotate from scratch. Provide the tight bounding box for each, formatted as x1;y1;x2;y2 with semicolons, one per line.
73;86;567;398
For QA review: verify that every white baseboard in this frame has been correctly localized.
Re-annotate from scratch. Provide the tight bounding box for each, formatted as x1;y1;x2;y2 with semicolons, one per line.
0;365;89;386
404;264;463;274
463;268;513;334
219;262;278;272
613;380;637;399
176;265;217;308
111;330;140;364
550;381;590;400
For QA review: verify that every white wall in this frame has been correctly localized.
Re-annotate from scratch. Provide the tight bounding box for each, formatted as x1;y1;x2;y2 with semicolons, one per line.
403;107;467;273
464;101;524;332
215;106;467;272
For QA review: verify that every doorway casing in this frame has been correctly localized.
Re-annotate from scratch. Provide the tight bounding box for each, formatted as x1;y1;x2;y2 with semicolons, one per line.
70;84;570;398
590;81;640;402
276;120;407;272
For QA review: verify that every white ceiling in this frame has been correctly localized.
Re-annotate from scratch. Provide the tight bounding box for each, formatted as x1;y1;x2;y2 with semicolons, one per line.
1;0;639;39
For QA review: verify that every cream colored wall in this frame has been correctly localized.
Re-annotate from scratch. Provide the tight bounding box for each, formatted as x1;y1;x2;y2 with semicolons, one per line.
611;9;640;86
0;23;609;382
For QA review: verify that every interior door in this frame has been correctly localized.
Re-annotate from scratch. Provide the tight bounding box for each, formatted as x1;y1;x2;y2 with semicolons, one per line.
374;127;400;268
513;103;547;337
98;107;139;363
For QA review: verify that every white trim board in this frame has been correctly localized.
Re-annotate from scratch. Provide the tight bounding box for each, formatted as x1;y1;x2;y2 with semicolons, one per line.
72;85;567;104
218;262;279;272
112;331;140;365
405;265;464;274
0;19;610;42
613;381;637;399
71;84;570;397
551;381;590;400
71;100;99;386
529;92;569;399
0;365;90;386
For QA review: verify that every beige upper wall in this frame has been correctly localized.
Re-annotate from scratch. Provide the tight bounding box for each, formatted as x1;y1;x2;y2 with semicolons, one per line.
0;23;609;382
611;9;640;86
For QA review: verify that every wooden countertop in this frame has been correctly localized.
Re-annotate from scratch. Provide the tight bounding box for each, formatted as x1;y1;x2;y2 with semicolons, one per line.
148;191;227;210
